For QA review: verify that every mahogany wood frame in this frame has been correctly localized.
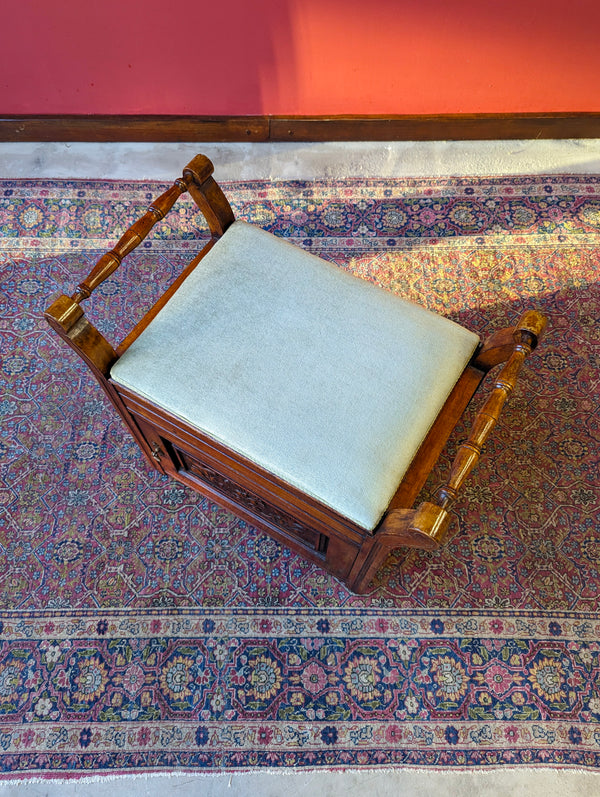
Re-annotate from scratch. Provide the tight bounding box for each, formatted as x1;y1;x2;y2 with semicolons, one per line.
44;154;546;593
3;113;600;142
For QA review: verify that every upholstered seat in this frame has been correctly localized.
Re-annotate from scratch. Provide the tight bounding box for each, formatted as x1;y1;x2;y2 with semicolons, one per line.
45;154;546;593
111;221;479;530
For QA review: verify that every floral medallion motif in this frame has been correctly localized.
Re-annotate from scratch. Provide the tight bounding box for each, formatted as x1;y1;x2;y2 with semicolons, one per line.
1;173;600;774
343;655;381;702
300;661;328;695
428;653;469;709
62;652;109;710
158;647;212;711
230;647;285;714
528;656;567;705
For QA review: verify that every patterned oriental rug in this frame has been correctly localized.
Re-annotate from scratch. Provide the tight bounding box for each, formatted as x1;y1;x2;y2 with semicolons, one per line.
0;173;599;779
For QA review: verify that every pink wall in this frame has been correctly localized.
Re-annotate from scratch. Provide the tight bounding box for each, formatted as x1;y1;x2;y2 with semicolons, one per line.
3;0;600;115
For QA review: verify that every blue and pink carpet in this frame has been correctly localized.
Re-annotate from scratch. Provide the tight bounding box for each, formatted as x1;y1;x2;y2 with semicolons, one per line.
0;173;599;777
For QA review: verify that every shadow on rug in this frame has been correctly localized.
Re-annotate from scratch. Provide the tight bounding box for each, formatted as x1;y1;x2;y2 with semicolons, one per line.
0;174;599;775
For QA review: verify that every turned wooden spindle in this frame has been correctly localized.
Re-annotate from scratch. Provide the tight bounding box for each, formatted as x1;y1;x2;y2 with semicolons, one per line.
347;310;547;595
71;179;189;303
69;153;234;305
436;310;547;512
43;154;235;472
45;153;235;365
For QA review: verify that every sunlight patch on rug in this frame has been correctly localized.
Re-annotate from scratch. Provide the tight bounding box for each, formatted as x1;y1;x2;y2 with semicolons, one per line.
0;174;599;776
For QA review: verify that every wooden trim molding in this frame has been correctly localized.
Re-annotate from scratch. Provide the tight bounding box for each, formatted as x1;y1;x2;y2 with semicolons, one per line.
274;113;600;141
0;116;270;142
1;113;599;142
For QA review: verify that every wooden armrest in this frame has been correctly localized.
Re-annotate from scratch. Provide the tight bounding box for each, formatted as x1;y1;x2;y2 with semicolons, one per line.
389;309;547;549
433;309;546;514
390;310;546;537
71;179;188;303
183;155;235;239
44;294;118;378
44;155;235;369
344;310;547;595
71;154;234;304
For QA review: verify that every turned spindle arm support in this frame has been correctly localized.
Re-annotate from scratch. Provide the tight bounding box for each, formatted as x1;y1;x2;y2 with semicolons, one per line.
394;310;546;542
434;310;546;512
348;310;547;594
44;155;234;376
43;155;235;470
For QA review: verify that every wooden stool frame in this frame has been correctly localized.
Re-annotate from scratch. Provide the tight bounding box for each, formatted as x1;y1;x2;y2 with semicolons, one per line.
45;155;546;594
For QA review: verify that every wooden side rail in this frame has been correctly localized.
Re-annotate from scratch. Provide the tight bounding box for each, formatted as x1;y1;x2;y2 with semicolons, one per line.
45;155;233;360
71;154;233;305
44;154;235;470
434;310;546;513
71;179;189;303
348;310;547;593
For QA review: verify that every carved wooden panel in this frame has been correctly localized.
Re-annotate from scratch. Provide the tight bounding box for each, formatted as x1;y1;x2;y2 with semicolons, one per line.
176;448;329;556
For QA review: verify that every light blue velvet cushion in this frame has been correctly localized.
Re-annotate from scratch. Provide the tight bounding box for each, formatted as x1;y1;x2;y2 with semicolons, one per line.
111;221;479;530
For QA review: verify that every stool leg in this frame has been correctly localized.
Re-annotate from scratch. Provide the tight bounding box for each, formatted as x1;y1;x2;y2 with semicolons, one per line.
347;504;449;594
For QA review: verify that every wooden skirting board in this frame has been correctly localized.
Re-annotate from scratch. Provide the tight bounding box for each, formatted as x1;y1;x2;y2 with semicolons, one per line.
1;113;600;142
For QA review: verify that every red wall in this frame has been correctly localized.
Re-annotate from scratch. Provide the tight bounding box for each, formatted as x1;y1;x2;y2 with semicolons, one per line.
3;0;600;115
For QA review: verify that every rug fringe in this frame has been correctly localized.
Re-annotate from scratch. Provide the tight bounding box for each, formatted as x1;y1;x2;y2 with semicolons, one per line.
2;764;600;785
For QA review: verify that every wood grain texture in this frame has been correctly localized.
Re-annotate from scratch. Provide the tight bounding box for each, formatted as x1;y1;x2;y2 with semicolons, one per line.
73;181;188;302
347;311;547;593
2;113;600;141
435;311;547;512
0;116;269;141
44;153;548;594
